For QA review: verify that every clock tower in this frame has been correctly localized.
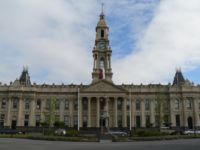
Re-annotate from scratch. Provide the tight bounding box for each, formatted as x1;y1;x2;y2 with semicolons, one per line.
92;11;113;83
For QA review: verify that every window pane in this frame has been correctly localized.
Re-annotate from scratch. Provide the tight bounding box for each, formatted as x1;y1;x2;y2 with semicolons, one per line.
136;100;140;111
1;99;6;109
65;99;69;110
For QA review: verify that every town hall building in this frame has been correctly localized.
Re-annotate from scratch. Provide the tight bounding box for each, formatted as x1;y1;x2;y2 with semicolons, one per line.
0;11;200;131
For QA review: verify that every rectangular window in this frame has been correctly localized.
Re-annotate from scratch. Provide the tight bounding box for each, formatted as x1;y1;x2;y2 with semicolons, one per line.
0;114;5;126
117;115;122;127
74;100;78;110
117;99;122;110
145;115;151;127
55;99;60;110
155;115;160;127
176;115;180;127
83;115;87;128
136;116;141;128
136;100;140;111
1;99;6;109
199;100;200;110
175;99;179;110
64;115;69;126
65;99;69;110
83;99;88;110
13;99;18;109
35;115;40;127
186;99;192;109
25;99;30;109
126;100;130;110
46;100;50;110
127;115;130;127
24;115;29;127
164;115;169;126
163;101;169;111
145;99;150;111
154;100;158;110
74;115;78;127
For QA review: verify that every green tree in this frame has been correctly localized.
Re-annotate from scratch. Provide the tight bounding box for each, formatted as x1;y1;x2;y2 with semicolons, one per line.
54;121;65;128
154;92;167;128
43;98;56;127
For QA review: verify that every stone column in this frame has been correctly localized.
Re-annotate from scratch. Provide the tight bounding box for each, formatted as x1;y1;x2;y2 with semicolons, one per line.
59;99;64;122
150;100;155;127
40;99;45;122
182;98;187;127
29;99;36;127
87;98;91;128
79;97;83;128
193;98;200;127
69;99;74;127
114;97;118;127
96;97;100;127
141;99;145;127
5;97;11;127
170;98;175;127
131;99;135;127
17;98;23;127
106;97;110;128
122;98;127;127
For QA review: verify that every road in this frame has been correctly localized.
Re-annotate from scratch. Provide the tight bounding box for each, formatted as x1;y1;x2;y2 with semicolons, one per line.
0;138;200;150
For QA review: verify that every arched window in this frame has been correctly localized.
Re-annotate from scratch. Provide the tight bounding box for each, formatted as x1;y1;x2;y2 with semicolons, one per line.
100;58;105;69
36;99;41;109
101;29;104;37
175;99;179;109
99;58;105;79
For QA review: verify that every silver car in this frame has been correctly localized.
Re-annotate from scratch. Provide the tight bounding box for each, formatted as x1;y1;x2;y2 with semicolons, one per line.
108;131;128;136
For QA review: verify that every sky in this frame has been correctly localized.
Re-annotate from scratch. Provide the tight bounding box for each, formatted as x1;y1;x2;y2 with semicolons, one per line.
0;0;200;85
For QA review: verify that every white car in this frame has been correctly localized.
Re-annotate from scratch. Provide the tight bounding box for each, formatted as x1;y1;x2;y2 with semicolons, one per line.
183;129;200;135
54;129;66;136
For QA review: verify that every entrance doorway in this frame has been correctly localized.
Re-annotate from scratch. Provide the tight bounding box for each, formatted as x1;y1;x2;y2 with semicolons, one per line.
187;117;193;129
100;117;106;127
11;120;17;129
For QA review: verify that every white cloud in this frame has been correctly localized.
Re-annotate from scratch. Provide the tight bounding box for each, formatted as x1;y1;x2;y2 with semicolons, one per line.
0;0;200;85
113;0;200;84
0;0;99;84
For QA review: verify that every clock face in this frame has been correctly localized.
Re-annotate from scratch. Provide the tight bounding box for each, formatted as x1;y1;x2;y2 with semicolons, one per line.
99;42;105;50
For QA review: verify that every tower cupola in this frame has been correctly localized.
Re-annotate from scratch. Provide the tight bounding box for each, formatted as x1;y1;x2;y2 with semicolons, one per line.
92;9;113;83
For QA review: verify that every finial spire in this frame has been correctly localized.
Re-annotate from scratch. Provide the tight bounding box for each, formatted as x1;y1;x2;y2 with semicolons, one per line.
101;3;104;14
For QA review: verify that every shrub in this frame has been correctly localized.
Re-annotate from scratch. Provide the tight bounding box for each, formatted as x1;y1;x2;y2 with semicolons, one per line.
133;129;169;137
66;130;79;137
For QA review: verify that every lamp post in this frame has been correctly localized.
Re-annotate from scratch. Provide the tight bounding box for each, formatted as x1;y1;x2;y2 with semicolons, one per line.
129;89;132;131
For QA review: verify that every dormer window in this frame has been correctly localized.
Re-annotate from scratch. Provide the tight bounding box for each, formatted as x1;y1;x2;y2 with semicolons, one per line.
101;29;104;37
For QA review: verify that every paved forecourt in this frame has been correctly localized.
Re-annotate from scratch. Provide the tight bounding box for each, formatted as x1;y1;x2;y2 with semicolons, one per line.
0;138;200;150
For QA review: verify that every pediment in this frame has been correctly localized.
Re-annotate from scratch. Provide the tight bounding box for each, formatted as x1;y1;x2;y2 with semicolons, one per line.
81;80;127;93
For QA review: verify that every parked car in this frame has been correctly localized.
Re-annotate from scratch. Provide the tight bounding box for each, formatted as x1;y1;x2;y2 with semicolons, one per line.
0;129;25;135
183;129;200;135
108;130;128;136
54;129;66;136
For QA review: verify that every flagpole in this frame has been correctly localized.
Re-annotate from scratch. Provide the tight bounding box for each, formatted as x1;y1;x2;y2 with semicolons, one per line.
129;88;132;131
78;87;80;131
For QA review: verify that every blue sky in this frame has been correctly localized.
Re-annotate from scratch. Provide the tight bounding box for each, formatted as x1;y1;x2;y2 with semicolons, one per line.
0;0;200;85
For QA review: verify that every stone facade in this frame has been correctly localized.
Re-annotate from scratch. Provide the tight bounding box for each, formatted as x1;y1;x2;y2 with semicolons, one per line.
0;12;200;130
